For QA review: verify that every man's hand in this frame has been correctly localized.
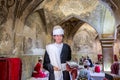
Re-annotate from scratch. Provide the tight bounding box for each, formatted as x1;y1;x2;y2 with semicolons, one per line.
53;66;61;71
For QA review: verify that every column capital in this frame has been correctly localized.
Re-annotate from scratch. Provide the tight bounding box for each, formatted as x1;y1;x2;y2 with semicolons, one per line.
100;38;115;48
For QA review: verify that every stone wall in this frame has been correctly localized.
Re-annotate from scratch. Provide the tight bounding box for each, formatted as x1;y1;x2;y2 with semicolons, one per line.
0;0;119;80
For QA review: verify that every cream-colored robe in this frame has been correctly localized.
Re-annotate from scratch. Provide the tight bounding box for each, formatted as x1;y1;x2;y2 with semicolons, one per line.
46;43;63;80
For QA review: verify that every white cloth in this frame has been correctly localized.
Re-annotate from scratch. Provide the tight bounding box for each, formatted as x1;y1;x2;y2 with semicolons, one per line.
27;77;48;80
90;72;105;80
83;60;90;66
53;25;64;35
61;63;66;71
46;43;63;80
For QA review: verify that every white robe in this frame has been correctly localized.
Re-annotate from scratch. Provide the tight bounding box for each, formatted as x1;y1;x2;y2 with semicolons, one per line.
46;43;63;80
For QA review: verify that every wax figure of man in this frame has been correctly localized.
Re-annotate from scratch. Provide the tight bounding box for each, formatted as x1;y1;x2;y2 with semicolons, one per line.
87;56;94;67
43;25;71;80
32;57;46;78
111;61;119;75
78;62;92;80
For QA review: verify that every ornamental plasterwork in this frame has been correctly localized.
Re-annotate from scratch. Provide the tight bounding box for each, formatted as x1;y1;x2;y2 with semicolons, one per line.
59;0;98;16
43;0;99;26
43;0;105;19
73;23;98;53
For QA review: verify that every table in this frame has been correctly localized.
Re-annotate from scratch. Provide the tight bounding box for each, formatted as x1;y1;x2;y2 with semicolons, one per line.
90;72;105;80
27;77;48;80
105;72;120;80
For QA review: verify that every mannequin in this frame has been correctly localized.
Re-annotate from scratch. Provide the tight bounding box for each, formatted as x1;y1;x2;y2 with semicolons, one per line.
43;25;71;80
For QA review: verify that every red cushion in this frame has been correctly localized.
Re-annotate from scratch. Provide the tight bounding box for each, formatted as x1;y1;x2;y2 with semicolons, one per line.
95;65;100;73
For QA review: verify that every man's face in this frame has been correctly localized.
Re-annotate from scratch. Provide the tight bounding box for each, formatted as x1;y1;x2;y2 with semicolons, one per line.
53;35;63;44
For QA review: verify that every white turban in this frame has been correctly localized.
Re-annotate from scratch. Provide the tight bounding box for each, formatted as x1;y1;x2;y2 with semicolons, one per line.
53;25;64;35
83;60;90;66
38;57;43;60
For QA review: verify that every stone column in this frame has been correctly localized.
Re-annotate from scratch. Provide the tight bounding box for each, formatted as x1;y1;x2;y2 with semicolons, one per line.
100;38;114;71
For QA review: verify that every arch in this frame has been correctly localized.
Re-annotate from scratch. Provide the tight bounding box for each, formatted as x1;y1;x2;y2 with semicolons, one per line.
58;14;99;39
99;0;115;16
116;25;120;39
23;12;46;55
99;0;117;38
